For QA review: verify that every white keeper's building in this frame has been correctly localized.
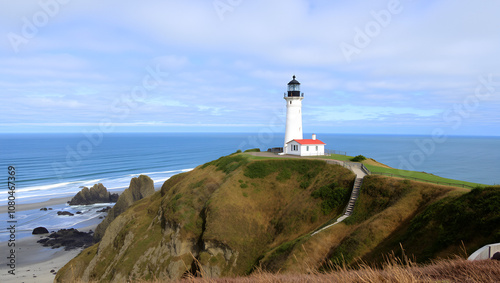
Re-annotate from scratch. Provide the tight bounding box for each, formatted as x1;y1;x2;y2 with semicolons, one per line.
282;76;326;156
286;134;326;156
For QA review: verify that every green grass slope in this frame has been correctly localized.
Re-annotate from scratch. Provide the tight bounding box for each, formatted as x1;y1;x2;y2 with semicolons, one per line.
276;175;499;273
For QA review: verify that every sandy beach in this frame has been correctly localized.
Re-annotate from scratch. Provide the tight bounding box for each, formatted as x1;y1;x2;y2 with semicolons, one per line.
0;196;74;213
0;185;162;283
0;223;96;283
0;194;116;283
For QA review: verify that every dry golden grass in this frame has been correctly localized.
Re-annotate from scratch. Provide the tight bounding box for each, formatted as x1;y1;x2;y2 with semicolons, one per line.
69;258;500;283
108;258;498;283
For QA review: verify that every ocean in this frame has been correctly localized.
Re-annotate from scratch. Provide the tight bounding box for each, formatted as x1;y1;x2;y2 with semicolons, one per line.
1;132;499;241
1;132;499;204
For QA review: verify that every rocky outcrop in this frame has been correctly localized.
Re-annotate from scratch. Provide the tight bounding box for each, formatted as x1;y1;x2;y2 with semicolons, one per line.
37;228;94;251
32;227;49;234
69;183;119;205
93;175;155;242
77;219;238;282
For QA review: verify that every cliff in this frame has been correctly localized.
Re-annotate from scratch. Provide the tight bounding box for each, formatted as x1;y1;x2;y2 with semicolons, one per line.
56;153;500;282
56;154;355;281
93;175;155;242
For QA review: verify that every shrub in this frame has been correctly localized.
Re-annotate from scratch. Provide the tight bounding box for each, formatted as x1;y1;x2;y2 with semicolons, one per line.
350;155;367;162
300;180;311;189
276;168;292;182
245;161;275;178
311;183;350;214
244;148;261;152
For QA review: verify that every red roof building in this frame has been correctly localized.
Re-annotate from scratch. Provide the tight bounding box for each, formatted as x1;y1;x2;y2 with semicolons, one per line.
291;139;326;145
285;134;326;156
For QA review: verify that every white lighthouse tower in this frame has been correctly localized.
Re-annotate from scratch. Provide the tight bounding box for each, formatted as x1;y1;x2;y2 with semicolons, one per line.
283;75;304;151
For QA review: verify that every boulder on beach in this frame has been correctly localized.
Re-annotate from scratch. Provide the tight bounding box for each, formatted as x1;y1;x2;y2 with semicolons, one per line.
94;175;154;242
32;227;49;234
96;206;112;213
37;228;94;251
69;183;119;205
57;211;74;216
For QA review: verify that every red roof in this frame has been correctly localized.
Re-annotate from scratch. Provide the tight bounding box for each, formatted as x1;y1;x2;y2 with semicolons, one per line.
288;139;326;145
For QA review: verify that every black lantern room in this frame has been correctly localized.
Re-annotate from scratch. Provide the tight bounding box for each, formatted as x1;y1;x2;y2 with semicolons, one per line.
287;75;302;97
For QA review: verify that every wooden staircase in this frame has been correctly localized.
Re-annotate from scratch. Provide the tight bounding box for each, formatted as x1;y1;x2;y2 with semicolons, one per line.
344;177;363;216
311;176;364;236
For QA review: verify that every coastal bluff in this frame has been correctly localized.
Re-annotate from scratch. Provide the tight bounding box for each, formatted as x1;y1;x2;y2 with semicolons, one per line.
56;153;500;282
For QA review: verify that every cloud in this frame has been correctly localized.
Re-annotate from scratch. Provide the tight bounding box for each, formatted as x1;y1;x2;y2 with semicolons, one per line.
0;0;499;135
309;105;442;122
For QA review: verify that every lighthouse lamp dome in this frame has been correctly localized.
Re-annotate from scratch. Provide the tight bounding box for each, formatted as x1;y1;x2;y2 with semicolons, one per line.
287;75;302;97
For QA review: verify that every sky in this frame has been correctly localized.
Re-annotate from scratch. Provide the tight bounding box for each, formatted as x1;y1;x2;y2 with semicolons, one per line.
1;0;499;136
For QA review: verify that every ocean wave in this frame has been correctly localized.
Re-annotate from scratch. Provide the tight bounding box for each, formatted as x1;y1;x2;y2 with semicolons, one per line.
127;168;195;177
1;168;194;203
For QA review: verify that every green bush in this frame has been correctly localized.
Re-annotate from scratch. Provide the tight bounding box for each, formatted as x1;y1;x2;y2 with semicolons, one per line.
244;148;261;152
276;168;292;182
350;155;367;162
300;180;311;189
244;161;276;178
311;183;350;214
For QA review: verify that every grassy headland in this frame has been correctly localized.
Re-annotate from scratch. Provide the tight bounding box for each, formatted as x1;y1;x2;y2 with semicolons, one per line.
56;152;499;282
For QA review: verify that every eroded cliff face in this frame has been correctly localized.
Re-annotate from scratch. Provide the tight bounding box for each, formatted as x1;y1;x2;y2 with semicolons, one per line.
56;156;356;282
93;175;155;242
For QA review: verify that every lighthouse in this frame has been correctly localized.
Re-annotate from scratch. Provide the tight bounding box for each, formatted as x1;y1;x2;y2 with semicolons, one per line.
283;75;304;151
282;75;326;156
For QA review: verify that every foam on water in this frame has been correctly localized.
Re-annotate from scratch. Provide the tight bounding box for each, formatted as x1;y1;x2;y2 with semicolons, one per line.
1;168;194;203
0;203;114;242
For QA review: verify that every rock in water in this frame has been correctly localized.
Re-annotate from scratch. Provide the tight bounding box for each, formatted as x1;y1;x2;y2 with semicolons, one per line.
57;211;74;216
32;227;49;234
69;183;119;205
93;175;154;242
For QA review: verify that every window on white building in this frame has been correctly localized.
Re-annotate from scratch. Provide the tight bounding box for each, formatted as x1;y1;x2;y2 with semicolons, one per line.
306;146;309;151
